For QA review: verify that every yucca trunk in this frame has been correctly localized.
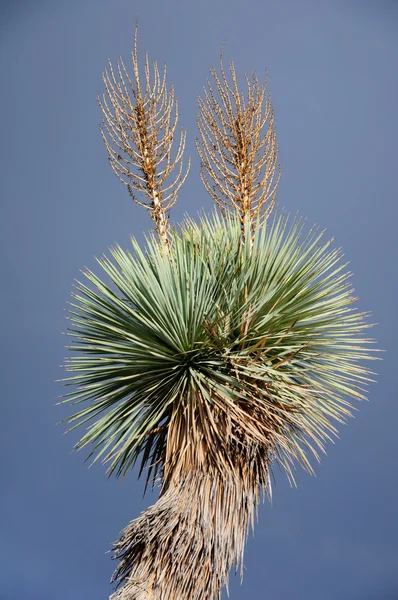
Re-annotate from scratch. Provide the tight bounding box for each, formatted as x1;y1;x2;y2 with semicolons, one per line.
111;459;268;599
111;396;274;600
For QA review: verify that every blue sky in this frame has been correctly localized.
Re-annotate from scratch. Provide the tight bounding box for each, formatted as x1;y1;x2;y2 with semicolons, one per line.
1;1;397;598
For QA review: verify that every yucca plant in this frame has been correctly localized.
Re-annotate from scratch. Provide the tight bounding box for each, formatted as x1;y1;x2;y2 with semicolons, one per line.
60;24;376;600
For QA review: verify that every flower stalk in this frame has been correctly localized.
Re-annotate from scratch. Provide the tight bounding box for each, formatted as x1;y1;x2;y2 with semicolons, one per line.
99;25;190;249
196;53;280;243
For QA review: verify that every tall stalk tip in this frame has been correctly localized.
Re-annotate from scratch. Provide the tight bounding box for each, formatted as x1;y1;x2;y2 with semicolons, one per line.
99;24;190;249
196;52;280;242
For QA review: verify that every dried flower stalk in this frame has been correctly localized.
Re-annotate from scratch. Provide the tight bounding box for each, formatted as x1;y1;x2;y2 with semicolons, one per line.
99;26;190;248
196;54;280;238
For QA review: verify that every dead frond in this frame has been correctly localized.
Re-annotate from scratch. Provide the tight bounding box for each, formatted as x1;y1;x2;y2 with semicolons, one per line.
99;25;190;248
196;53;280;237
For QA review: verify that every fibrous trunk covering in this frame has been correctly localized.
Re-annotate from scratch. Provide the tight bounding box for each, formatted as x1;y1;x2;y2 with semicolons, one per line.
111;464;268;600
110;402;274;599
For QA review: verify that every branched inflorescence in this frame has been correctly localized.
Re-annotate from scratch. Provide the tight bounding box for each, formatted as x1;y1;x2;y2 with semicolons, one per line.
196;54;280;239
99;25;190;248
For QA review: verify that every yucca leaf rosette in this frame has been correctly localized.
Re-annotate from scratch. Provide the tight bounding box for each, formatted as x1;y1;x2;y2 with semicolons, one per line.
61;212;374;600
